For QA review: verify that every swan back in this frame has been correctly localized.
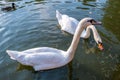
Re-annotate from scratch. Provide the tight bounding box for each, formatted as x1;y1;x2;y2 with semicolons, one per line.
56;10;79;34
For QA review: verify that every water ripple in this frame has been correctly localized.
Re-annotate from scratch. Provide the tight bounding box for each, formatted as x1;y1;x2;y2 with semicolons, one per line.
0;0;120;80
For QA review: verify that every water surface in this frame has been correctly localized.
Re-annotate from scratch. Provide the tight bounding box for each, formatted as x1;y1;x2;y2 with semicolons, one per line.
0;0;120;80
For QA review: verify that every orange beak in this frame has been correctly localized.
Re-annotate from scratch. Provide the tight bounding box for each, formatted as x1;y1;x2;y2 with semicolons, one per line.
98;43;104;51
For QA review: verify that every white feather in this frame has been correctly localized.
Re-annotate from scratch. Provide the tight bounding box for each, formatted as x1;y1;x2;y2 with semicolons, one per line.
6;16;100;71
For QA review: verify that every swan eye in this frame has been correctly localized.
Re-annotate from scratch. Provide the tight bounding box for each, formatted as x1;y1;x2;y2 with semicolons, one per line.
87;19;95;23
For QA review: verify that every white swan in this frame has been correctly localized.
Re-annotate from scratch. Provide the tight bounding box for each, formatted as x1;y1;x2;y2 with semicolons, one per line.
56;10;103;50
6;18;101;71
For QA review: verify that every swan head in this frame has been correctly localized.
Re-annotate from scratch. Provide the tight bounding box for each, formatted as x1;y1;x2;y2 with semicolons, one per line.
79;18;102;30
87;18;104;51
86;18;102;25
83;17;102;25
80;18;104;51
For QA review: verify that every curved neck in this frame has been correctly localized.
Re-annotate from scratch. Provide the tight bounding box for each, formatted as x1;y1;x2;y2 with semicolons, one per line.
83;25;100;38
83;27;91;38
67;21;85;55
88;25;102;44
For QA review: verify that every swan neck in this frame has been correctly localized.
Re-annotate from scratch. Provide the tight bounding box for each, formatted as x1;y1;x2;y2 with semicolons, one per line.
89;25;102;43
83;27;91;38
67;22;84;55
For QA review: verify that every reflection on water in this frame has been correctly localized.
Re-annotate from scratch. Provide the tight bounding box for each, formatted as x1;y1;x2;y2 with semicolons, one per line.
103;0;120;41
0;0;120;80
102;0;120;79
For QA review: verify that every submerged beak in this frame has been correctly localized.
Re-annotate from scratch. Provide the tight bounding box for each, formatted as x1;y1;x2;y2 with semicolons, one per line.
98;43;104;51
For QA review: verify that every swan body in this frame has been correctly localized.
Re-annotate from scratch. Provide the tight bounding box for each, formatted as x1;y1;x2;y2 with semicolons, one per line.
56;10;103;50
7;47;68;71
6;18;99;71
56;10;101;37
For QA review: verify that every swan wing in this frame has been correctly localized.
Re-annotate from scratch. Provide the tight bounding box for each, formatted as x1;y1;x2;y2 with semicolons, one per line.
24;51;64;65
22;47;60;54
60;15;78;34
6;47;67;70
56;10;87;37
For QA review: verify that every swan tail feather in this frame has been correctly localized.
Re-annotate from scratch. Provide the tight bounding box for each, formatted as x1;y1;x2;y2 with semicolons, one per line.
6;50;20;60
33;65;41;71
56;10;62;20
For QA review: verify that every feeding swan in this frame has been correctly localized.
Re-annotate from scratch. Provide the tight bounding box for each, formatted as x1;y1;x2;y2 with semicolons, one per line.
56;10;103;50
6;18;102;71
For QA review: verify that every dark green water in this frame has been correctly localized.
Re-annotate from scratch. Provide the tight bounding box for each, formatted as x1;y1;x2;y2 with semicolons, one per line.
0;0;120;80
